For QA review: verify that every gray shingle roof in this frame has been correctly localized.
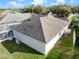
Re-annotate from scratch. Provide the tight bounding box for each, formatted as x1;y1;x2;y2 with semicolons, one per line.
1;10;18;15
12;16;45;43
40;15;70;43
0;13;32;24
12;15;70;43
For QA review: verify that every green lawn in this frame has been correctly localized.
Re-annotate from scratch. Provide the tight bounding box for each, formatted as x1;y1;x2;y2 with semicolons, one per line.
0;31;75;59
0;40;45;59
74;26;79;59
46;32;74;59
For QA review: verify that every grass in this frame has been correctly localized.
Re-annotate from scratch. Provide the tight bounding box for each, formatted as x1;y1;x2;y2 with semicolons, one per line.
46;32;74;59
0;40;45;59
74;26;79;59
0;31;75;59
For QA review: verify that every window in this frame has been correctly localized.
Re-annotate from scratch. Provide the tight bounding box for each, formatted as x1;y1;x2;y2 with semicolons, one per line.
6;30;13;38
9;30;13;36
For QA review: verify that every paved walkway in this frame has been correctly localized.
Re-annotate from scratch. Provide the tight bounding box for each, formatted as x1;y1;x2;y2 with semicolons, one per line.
0;39;8;42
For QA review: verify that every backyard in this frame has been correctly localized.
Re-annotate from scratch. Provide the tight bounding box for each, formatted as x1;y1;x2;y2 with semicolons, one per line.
0;40;45;59
46;30;74;59
0;29;76;59
74;26;79;59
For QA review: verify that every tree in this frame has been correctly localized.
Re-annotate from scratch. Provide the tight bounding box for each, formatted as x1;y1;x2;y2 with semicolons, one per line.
41;7;49;15
33;5;43;14
19;4;79;16
71;7;76;13
73;5;79;13
19;5;33;13
68;15;79;28
49;5;71;17
19;5;49;15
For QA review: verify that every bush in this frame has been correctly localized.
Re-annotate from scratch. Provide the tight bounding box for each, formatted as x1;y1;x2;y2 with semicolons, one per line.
68;15;78;21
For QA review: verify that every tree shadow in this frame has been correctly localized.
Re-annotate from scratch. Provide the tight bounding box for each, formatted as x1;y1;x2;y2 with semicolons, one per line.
1;40;43;55
75;37;79;49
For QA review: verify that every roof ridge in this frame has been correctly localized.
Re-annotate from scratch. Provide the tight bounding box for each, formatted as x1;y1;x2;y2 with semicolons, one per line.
48;15;68;24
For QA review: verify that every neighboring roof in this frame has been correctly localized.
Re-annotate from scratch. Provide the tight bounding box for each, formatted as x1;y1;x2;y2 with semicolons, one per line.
0;15;6;20
0;13;32;24
1;10;18;15
12;15;70;43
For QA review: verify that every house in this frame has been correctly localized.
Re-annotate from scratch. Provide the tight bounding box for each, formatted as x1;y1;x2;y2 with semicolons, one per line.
11;14;70;55
1;10;19;15
0;13;31;40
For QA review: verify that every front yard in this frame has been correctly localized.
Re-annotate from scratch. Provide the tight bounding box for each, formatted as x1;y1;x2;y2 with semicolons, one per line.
0;30;77;59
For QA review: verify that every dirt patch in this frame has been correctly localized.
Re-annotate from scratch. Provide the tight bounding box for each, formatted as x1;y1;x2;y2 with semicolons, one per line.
0;56;9;59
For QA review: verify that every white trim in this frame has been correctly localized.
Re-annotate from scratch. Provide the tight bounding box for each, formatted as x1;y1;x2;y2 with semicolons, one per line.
45;25;69;54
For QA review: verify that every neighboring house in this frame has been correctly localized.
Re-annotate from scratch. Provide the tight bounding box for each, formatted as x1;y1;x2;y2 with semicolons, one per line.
0;15;6;20
1;10;19;15
0;13;31;40
11;15;70;54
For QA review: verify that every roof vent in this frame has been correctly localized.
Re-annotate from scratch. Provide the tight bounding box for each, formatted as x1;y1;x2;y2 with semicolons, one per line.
23;27;27;30
27;25;32;30
27;33;32;36
27;19;31;22
28;25;32;28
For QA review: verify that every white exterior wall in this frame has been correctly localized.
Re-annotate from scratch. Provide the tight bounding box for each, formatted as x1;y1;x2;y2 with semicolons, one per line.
45;25;69;54
13;25;69;55
13;30;45;54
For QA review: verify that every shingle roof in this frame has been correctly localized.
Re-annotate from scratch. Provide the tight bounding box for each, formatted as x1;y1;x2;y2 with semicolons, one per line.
12;16;45;43
0;13;32;24
12;15;70;43
40;15;70;43
1;10;18;15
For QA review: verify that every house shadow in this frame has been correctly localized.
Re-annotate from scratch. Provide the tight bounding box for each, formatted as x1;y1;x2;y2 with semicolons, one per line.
1;40;43;55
